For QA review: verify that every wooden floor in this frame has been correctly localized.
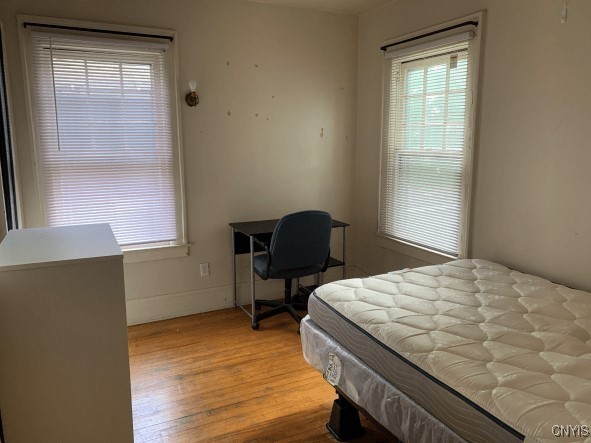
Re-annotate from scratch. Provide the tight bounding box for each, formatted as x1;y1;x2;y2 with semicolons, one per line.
128;308;393;442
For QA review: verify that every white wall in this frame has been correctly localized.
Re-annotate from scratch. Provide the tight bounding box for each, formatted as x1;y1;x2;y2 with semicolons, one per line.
6;0;585;320
0;0;358;323
355;0;591;290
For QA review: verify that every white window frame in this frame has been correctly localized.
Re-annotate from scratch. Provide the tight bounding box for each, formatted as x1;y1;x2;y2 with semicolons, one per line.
18;15;188;262
377;12;484;260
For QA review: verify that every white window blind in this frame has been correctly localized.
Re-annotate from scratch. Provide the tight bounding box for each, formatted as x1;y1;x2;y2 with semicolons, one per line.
379;35;475;257
27;31;180;247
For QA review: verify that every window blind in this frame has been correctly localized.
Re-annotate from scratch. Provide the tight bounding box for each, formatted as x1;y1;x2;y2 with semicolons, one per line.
28;32;179;247
379;38;473;257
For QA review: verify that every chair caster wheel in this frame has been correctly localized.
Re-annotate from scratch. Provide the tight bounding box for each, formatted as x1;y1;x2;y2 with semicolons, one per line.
251;322;259;330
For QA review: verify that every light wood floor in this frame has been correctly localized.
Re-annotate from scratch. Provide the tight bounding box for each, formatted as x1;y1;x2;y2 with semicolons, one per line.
128;308;394;442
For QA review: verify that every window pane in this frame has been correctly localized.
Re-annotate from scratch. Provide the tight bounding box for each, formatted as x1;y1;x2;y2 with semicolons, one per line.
449;58;468;90
406;67;424;94
424;125;443;150
405;96;423;123
447;92;466;122
426;63;446;93
30;34;179;247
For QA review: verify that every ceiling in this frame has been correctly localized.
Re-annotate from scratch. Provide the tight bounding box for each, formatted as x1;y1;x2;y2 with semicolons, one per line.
246;0;393;15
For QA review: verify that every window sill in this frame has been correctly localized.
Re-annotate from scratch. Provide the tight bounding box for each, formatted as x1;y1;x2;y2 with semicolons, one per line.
123;244;190;264
375;235;454;265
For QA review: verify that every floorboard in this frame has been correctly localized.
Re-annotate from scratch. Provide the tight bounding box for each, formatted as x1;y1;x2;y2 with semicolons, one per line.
128;308;395;442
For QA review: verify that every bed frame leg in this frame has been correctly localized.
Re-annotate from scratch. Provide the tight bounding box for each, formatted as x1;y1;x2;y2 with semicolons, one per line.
326;392;364;441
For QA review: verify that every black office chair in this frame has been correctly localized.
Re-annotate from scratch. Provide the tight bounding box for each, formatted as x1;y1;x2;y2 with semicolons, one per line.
251;210;332;330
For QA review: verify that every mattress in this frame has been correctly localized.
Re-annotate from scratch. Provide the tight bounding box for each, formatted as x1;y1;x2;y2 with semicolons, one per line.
301;315;466;443
308;259;591;443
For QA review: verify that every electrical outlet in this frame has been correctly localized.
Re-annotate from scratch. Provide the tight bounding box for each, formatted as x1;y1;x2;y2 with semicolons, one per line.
199;262;210;277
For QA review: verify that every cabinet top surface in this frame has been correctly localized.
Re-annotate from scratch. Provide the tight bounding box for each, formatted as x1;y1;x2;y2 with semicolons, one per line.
0;224;122;271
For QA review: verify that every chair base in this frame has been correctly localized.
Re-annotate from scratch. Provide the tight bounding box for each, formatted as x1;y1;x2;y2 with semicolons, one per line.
252;278;308;329
254;300;304;323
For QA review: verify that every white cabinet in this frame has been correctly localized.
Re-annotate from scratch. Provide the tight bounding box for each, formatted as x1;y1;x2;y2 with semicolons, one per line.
0;224;133;443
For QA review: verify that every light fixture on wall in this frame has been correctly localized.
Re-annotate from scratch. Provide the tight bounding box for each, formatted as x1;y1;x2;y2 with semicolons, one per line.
185;80;199;107
561;2;568;23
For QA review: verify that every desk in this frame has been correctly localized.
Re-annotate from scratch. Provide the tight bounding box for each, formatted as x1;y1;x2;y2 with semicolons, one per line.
229;218;349;327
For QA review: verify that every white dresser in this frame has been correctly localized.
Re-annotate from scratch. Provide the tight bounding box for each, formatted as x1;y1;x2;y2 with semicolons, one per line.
0;224;133;443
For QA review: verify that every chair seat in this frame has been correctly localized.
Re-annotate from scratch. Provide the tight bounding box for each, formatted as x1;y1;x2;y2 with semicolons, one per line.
253;254;323;280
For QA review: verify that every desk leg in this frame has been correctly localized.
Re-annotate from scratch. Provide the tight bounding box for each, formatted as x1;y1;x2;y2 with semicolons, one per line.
342;227;347;279
231;227;237;308
250;236;257;329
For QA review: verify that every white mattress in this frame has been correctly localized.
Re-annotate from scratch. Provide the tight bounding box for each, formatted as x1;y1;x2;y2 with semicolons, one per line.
311;259;591;442
301;316;466;443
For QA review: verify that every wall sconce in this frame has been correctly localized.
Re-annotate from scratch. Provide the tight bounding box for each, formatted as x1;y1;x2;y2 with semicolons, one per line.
185;80;199;107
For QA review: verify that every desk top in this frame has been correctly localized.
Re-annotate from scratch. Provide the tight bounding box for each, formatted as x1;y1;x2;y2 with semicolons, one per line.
230;218;349;236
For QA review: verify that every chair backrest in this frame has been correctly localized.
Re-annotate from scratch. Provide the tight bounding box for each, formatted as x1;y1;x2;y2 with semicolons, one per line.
268;210;332;276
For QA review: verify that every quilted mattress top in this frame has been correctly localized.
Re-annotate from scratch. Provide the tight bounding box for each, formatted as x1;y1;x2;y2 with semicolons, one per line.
313;259;591;442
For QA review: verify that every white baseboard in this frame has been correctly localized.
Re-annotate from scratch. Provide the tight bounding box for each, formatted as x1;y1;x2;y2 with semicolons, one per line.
125;265;365;326
126;278;290;325
126;286;231;326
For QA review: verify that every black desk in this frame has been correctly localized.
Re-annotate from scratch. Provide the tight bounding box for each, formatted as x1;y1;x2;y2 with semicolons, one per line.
229;218;349;326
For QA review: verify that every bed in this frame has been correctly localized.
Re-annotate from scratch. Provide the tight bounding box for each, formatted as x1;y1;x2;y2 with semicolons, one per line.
301;259;591;442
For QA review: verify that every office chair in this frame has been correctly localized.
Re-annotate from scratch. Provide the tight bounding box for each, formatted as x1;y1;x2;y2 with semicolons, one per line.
251;210;332;330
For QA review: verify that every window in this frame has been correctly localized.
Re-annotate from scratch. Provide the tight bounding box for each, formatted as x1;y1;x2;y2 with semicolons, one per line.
22;22;184;249
378;21;480;257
